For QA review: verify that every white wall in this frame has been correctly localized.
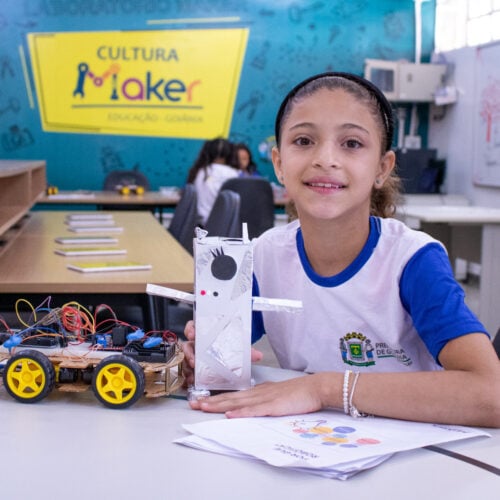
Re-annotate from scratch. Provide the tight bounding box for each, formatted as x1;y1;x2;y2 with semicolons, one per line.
428;46;500;206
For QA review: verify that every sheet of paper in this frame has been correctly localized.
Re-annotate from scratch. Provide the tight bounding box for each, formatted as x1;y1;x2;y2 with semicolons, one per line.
54;236;119;245
67;226;123;233
175;410;490;479
175;433;392;480
54;247;127;256
66;213;114;221
67;261;152;273
65;219;117;227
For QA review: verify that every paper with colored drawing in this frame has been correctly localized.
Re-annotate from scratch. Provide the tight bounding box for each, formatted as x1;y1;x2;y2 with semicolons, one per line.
175;410;489;479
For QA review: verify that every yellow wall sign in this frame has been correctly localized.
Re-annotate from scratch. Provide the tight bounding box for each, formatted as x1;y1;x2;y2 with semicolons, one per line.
27;29;248;139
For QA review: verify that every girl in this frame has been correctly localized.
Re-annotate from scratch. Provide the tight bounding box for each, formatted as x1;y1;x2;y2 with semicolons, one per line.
186;138;240;225
235;142;261;177
184;73;500;427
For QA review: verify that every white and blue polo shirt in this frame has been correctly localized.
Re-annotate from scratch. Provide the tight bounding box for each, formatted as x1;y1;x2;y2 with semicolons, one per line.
251;217;487;373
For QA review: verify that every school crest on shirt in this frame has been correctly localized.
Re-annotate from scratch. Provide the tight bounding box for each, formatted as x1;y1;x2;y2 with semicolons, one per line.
339;332;375;367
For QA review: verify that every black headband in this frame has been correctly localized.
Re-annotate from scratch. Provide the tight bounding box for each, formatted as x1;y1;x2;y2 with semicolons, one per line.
274;72;395;152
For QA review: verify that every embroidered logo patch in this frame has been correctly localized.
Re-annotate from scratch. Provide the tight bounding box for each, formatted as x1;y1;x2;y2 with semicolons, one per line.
339;332;375;367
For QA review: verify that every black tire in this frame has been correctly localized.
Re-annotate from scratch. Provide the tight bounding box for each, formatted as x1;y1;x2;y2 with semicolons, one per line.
91;355;145;409
3;349;55;403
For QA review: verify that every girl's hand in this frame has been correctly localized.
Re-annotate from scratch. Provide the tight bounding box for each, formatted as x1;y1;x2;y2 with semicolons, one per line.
180;320;264;387
181;320;196;387
189;373;326;418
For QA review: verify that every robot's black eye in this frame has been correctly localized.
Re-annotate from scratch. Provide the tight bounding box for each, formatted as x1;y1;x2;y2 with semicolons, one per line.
211;249;237;280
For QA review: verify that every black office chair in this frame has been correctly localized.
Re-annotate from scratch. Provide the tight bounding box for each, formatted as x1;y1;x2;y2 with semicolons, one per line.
493;329;500;359
168;184;199;255
220;177;275;239
160;189;240;337
204;189;241;238
157;185;198;335
103;169;150;191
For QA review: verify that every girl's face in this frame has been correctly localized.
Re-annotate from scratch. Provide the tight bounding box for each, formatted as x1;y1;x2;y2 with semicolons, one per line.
238;148;250;171
273;88;394;224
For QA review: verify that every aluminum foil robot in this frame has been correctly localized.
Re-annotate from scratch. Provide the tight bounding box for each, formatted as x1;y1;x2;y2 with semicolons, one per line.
146;225;302;396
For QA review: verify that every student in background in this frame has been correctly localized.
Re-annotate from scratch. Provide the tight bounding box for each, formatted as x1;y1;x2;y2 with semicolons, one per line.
183;72;500;428
186;138;240;225
235;142;261;177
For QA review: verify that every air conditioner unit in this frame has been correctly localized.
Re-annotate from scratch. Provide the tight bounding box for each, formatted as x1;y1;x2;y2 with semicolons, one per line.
364;59;446;103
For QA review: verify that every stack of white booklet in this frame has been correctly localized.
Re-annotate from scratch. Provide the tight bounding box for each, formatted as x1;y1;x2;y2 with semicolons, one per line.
175;410;489;480
65;213;123;233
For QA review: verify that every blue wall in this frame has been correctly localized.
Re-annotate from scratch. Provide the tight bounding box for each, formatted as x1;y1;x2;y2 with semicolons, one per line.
0;0;436;190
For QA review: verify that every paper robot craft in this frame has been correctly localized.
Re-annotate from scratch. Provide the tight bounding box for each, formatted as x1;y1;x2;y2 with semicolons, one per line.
146;225;302;397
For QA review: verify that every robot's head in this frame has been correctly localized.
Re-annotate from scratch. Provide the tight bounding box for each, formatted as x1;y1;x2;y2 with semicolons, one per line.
210;248;237;281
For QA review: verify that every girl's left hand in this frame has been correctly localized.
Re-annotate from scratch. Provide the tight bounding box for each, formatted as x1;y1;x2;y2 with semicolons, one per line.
189;373;326;418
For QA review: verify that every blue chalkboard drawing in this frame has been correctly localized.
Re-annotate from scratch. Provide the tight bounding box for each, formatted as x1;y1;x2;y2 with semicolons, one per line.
288;1;325;24
0;97;20;116
237;90;264;121
2;124;34;151
1;56;15;78
100;146;125;173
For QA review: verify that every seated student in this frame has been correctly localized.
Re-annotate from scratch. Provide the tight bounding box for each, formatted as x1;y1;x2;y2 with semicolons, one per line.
235;143;262;177
186;138;240;225
182;72;500;428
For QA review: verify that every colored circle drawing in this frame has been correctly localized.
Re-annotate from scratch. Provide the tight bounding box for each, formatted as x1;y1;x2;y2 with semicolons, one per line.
357;437;381;445
322;436;349;444
289;420;381;448
310;425;333;435
333;426;356;434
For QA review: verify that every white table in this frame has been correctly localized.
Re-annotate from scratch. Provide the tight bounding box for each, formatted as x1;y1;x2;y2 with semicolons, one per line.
0;364;498;500
398;205;500;335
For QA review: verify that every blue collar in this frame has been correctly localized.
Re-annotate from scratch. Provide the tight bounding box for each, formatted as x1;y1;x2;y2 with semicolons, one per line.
296;216;381;287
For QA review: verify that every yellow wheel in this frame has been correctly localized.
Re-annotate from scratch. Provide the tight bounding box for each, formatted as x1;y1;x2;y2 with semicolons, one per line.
91;355;145;409
3;350;55;403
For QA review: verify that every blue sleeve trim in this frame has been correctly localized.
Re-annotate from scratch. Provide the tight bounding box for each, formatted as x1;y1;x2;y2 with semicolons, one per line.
251;275;265;343
400;243;489;363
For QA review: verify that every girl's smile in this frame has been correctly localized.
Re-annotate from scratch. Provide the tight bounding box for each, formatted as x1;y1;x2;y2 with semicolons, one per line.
303;176;347;193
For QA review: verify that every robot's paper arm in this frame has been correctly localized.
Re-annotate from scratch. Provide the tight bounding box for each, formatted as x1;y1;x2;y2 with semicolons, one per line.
146;283;195;305
252;297;302;313
146;284;302;313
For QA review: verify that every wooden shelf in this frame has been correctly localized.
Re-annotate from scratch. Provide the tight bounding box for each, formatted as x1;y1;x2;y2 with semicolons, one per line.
0;160;46;236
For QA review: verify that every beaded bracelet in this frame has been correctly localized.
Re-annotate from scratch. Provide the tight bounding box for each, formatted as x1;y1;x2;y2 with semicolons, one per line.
342;369;352;415
348;371;369;418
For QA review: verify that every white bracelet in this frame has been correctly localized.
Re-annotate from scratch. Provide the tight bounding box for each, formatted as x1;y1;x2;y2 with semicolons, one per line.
342;370;351;415
348;371;369;418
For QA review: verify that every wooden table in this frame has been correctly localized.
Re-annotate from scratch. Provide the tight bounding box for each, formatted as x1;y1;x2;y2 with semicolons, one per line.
38;188;291;211
0;211;194;330
398;205;500;334
37;190;181;223
39;189;181;207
